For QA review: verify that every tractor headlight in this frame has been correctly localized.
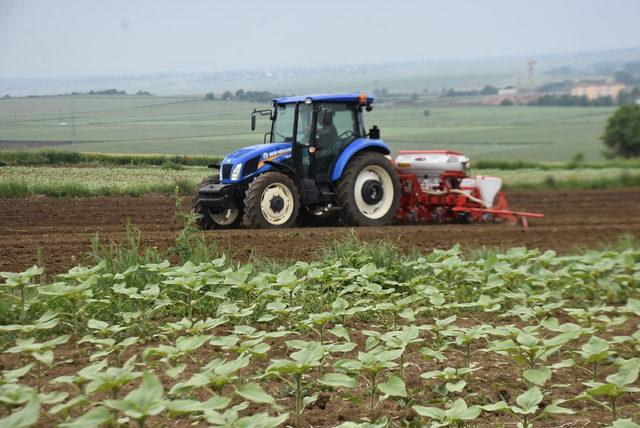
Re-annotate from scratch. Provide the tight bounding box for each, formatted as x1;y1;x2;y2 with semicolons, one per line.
231;163;242;181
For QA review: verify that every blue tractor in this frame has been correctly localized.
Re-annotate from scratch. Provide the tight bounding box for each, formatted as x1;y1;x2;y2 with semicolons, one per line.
193;92;401;229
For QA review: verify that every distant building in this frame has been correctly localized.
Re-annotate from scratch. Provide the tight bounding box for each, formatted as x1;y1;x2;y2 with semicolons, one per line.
498;87;517;96
571;81;625;100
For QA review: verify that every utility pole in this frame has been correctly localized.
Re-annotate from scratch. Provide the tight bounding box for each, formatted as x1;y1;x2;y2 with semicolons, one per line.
527;59;538;89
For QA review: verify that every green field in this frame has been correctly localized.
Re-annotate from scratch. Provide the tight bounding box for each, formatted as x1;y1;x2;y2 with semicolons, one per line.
1;163;639;198
0;96;616;162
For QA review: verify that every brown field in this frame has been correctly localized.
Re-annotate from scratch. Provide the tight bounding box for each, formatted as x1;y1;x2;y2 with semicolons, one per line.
1;187;639;274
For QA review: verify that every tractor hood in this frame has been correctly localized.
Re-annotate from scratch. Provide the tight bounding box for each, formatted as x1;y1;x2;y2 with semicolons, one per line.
220;143;292;184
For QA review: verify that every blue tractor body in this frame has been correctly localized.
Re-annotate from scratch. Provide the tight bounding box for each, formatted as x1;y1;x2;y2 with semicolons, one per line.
194;92;401;229
218;93;390;185
218;143;292;185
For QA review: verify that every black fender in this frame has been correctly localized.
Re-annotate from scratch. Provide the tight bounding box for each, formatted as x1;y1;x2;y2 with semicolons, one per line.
264;160;305;197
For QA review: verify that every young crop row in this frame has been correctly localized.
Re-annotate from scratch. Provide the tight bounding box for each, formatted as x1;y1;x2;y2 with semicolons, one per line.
0;150;222;167
0;165;208;197
0;246;639;427
2;163;640;198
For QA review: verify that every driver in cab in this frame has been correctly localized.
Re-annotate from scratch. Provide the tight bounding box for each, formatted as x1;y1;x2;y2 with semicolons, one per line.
316;108;338;148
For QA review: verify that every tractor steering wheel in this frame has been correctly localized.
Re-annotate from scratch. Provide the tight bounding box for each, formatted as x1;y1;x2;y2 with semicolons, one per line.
338;130;353;140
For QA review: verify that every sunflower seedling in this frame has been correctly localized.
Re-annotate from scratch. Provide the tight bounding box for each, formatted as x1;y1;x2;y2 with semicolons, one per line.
266;341;324;427
104;371;166;428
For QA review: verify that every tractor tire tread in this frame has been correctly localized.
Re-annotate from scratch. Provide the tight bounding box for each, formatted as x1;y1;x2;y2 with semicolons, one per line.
193;175;242;230
335;151;400;226
244;172;300;229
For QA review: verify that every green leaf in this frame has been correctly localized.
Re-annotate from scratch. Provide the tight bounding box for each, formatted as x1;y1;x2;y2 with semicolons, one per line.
543;399;575;415
87;319;109;331
587;382;618;397
523;367;552;386
377;375;407;397
413;405;445;420
606;359;640;388
516;387;543;412
3;364;33;382
0;399;40;428
236;382;276;405
105;372;166;419
447;398;481;421
445;380;466;392
516;333;539;347
549;358;575;370
166;363;187;379
327;325;350;341
481;401;509;412
234;412;289;428
49;395;88;416
34;350;54;367
58;406;112;428
319;373;357;388
610;419;640;428
623;298;640;315
303;394;318;409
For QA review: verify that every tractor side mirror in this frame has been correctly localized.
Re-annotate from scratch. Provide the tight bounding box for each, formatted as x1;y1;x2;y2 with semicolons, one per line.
251;108;273;132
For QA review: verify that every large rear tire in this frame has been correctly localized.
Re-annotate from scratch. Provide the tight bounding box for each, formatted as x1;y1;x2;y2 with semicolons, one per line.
193;176;243;230
244;172;300;229
335;151;400;226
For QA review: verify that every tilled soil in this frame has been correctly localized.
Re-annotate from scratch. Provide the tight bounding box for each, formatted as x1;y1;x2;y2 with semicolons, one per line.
1;188;639;274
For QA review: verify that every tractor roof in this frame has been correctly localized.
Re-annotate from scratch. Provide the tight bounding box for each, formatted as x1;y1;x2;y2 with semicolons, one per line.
273;92;374;105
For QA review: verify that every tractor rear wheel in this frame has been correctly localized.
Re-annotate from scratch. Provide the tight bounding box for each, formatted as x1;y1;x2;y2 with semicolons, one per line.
244;172;300;228
193;176;243;230
336;151;400;226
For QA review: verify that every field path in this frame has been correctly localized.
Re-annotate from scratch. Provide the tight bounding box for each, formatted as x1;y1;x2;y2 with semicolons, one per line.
1;188;639;273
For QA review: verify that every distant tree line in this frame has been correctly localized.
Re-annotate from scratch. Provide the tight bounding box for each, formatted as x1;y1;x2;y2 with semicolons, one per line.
528;94;615;107
204;89;281;102
535;80;574;93
617;87;640;105
528;87;639;107
62;89;154;96
87;89;126;95
441;85;499;97
614;61;640;85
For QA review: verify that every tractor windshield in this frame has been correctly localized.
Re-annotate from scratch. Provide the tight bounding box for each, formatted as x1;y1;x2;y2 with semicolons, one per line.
272;104;293;143
272;103;312;144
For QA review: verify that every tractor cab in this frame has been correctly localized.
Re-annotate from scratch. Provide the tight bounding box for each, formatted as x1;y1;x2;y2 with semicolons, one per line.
194;92;400;229
253;93;378;190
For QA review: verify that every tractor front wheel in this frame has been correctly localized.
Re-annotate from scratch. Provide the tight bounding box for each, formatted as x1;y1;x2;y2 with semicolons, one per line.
336;151;400;226
193;176;243;230
244;172;300;228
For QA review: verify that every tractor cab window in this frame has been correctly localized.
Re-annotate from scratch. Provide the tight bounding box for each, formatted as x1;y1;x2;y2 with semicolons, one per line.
313;103;359;181
315;103;358;148
272;103;314;146
272;104;294;143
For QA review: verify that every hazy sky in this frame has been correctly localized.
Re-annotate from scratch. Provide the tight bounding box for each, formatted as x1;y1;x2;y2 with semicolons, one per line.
1;0;639;78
